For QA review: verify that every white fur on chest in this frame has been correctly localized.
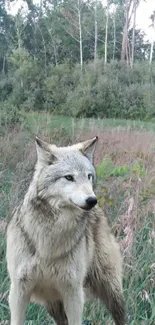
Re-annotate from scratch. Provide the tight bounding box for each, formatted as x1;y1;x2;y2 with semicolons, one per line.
31;241;88;305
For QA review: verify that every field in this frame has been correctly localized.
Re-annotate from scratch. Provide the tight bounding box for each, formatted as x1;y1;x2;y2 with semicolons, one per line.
0;111;155;324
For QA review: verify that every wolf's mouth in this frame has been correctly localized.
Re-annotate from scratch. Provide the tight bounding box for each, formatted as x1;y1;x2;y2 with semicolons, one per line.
69;199;97;211
81;205;95;211
69;201;94;211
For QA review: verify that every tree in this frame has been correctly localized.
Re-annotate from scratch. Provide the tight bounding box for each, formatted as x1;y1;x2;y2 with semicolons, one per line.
128;28;149;60
149;11;155;64
78;0;83;68
112;7;116;60
0;0;14;73
105;0;109;64
60;0;84;68
121;0;133;62
94;0;98;65
130;0;136;67
130;0;141;68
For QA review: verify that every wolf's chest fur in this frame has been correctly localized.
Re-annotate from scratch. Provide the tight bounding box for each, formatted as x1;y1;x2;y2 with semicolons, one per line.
26;198;91;260
13;204;91;304
17;198;93;281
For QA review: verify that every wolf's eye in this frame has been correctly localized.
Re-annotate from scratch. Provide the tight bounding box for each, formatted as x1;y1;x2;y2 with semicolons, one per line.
64;175;74;182
88;173;92;180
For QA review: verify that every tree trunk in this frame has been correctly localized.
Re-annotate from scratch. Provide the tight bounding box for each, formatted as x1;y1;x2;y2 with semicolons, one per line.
150;41;154;64
53;41;58;66
17;25;23;88
2;56;6;73
105;0;109;64
78;0;83;69
113;10;116;60
131;0;137;68
94;0;98;65
150;12;155;64
39;26;47;77
121;0;133;62
121;1;128;61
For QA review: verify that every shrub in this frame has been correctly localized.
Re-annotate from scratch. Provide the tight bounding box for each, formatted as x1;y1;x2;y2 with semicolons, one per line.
1;59;155;120
0;102;25;136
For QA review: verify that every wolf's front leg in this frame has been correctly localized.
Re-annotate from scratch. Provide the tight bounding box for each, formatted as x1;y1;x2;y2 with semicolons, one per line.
63;289;84;325
9;282;30;325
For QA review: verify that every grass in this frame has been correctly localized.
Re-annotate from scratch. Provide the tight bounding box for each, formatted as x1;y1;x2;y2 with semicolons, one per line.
22;111;155;133
0;111;155;324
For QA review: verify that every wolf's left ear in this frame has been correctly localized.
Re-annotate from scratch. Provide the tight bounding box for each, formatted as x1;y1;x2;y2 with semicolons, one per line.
78;136;98;163
35;136;56;165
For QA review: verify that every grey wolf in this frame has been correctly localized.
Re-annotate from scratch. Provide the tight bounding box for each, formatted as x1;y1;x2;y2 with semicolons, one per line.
6;135;125;325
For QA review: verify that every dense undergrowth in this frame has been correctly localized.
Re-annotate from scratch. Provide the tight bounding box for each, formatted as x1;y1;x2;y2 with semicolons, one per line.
1;60;155;121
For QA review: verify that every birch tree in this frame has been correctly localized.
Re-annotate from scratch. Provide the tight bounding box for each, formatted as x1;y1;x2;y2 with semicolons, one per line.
78;0;83;68
130;0;136;67
121;0;133;61
61;0;83;69
105;0;109;64
94;0;98;64
149;11;155;64
130;0;141;68
15;13;25;88
112;7;116;60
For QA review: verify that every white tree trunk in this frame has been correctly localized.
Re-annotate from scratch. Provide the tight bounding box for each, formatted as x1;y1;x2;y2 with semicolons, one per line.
2;56;6;73
94;0;98;65
113;10;116;60
121;0;128;61
78;0;83;69
131;0;137;68
150;41;154;64
150;12;155;64
105;0;109;64
121;0;133;62
16;21;23;88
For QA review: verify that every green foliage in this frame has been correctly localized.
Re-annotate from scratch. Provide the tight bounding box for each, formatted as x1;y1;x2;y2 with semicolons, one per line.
96;157;146;208
96;156;146;180
43;60;155;120
7;49;44;110
0;101;24;134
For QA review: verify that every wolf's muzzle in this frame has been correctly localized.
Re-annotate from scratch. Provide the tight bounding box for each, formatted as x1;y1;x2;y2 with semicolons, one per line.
85;196;97;210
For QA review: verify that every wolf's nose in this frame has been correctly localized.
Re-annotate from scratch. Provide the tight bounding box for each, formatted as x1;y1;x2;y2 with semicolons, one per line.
86;196;97;209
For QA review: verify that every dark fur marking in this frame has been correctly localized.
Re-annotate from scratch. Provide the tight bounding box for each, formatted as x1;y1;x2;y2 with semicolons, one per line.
110;294;126;325
16;215;36;256
46;301;68;325
84;266;126;325
31;197;58;221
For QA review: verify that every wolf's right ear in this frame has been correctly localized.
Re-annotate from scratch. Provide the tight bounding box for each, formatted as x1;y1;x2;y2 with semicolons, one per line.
35;137;56;165
77;136;98;163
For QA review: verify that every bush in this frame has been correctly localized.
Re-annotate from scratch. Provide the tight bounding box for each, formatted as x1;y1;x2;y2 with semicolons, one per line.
51;60;155;120
1;59;155;120
0;102;24;135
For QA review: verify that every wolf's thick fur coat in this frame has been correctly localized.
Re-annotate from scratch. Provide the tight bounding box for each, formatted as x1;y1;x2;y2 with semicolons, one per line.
6;136;125;325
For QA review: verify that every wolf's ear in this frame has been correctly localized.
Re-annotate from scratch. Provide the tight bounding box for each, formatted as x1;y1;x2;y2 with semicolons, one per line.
78;136;98;163
35;136;56;165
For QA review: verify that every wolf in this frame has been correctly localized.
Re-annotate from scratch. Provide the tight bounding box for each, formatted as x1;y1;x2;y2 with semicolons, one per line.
6;135;125;325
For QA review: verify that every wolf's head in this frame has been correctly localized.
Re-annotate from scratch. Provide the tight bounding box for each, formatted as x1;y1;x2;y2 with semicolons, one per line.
34;136;98;211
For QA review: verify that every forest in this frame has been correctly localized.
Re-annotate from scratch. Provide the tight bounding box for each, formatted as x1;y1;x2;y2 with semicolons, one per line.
1;0;155;120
